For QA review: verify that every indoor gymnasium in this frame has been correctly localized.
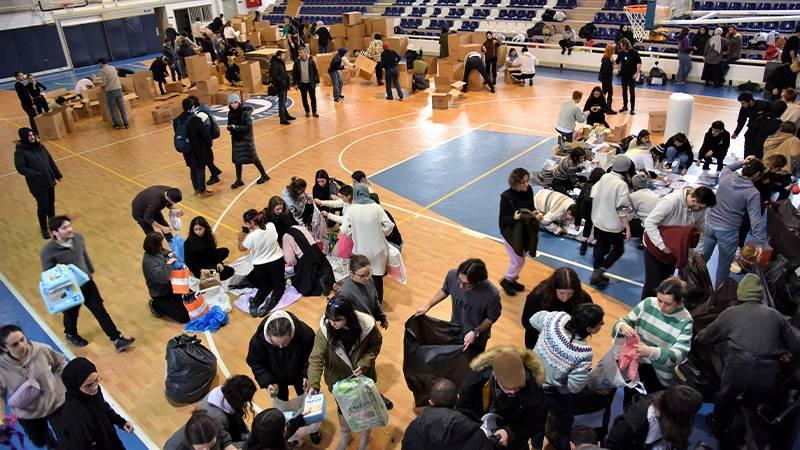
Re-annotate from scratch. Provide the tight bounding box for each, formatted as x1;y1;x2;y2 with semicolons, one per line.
1;0;799;448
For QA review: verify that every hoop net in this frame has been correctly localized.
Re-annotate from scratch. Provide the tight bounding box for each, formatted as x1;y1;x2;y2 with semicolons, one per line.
624;5;649;42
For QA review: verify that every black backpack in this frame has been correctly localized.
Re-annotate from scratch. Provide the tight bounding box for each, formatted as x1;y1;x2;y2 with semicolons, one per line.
173;115;192;154
579;23;595;39
528;22;545;37
542;9;556;21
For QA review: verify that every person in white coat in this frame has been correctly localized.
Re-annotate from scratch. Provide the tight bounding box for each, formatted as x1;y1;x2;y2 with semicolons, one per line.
512;47;539;85
341;184;395;303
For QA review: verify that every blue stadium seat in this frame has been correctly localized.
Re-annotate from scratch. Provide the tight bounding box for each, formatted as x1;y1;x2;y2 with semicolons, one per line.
747;21;763;31
744;2;757;9
758;2;771;9
700;1;714;9
764;21;779;31
715;1;728;9
780;21;796;32
728;1;742;8
595;12;607;23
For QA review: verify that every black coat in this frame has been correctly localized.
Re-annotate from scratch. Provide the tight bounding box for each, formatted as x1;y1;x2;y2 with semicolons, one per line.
698;128;731;158
227;106;260;164
285;226;335;296
664;135;694;165
292;56;321;87
26;81;47;99
605;395;656;450
598;56;613;84
174;112;213;166
184;235;223;278
401;406;498;450
583;94;609;125
246;312;315;388
692;32;710;56
269;57;290;90
14;142;62;194
521;290;593;348
15;81;33;105
316;26;331;45
765;63;798;94
149;58;169;82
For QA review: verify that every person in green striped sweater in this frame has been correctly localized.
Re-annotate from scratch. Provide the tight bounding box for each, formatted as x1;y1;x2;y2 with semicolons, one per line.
613;276;693;407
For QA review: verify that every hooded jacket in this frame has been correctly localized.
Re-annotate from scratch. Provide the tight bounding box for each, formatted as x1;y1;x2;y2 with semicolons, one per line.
643;187;706;251
328;48;348;74
457;346;547;445
269;55;290;90
14;129;62;194
401;406;497;450
246;311;315;389
0;341;66;419
698;127;730;158
706;160;768;246
764;131;800;171
307;311;382;392
227;105;260;165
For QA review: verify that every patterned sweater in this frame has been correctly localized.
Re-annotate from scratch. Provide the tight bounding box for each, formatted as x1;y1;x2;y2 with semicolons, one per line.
530;311;593;394
613;297;693;386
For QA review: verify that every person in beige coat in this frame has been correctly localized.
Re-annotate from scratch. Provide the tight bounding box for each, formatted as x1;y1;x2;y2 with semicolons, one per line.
0;325;67;448
764;121;800;175
533;189;577;235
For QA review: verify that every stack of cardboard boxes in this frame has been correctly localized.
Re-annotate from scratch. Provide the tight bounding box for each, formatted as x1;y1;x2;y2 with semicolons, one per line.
342;13;365;51
188;77;220;106
445;32;507;92
286;0;302;17
185;54;212;83
237;61;263;93
256;21;280;48
330;23;346;50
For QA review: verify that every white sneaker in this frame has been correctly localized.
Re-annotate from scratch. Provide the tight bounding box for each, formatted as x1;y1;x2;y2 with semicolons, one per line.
730;260;742;274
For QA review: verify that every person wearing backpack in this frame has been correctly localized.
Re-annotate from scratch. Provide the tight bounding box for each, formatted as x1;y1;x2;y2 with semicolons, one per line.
174;98;214;197
188;95;223;186
227;94;270;188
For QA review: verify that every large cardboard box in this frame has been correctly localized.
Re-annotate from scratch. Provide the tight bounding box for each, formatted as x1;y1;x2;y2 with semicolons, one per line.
454;43;483;62
431;92;452;109
165;81;184;93
310;37;319;54
423;55;438;76
151;106;173;124
497;44;508;67
362;37;373;50
448;33;469;54
214;90;241;105
185;54;211;82
34;111;67;140
397;63;411;90
607;122;632;143
331;24;346;38
286;0;301;17
316;52;334;72
438;60;464;81
343;12;363;25
364;18;374;36
385;36;408;54
99;94;135;124
262;25;279;42
131;71;156;100
238;61;263;93
354;54;377;80
248;31;262;47
648;111;667;133
345;38;364;51
333;37;346;49
196;77;220;94
346;23;366;39
120;76;135;93
370;18;394;37
52;106;76;133
466;70;484;91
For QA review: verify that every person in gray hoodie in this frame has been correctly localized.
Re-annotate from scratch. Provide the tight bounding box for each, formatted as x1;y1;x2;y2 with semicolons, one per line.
702;156;768;289
0;325;67;448
141;232;190;323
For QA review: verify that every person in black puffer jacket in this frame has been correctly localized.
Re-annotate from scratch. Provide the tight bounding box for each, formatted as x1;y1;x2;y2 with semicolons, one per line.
269;51;294;125
13;127;63;239
227;94;270;188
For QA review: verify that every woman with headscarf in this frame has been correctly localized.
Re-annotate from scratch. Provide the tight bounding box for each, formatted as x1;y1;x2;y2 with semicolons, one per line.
702;28;726;88
227;94;270;189
341;184;395;303
13;127;62;239
692;25;710;56
58;357;133;450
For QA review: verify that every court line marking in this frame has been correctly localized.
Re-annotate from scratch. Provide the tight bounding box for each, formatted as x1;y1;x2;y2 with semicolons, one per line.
0;272;159;450
396;134;555;224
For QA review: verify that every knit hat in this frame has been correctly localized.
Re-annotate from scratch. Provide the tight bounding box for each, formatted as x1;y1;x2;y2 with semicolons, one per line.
736;273;762;302
612;154;632;173
228;94;241;104
492;351;525;390
631;172;650;190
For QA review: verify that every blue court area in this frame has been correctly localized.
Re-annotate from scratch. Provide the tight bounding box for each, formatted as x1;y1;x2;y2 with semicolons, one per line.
0;54;158;91
0;276;152;450
372;129;651;305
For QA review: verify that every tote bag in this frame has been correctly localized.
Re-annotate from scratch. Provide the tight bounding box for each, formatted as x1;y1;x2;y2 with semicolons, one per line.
586;329;646;393
171;269;191;294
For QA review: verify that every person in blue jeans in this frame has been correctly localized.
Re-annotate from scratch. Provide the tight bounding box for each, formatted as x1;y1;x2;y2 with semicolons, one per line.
328;48;349;103
97;58;128;129
380;42;403;101
663;132;694;175
702;156;769;288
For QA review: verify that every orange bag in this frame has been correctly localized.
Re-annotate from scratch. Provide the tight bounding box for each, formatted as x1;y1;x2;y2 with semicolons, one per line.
171;269;191;294
183;293;209;320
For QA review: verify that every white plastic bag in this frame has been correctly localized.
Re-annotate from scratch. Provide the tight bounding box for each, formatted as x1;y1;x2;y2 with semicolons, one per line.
272;394;323;443
169;208;183;231
198;285;231;313
386;244;407;285
586;330;646;393
332;376;389;432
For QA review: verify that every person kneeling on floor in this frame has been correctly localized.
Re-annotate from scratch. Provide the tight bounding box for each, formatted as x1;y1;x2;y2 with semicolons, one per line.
534;189;577;236
511;47;538;86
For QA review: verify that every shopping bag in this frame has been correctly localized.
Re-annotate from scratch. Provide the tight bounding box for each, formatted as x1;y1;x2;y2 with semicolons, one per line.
67;264;90;287
586;330;646;393
332;376;389;432
386;244;407;285
170;234;186;267
169;209;183;231
272;394;325;442
183;292;210;320
171;269;191;294
198;285;231;313
335;233;354;259
184;305;228;333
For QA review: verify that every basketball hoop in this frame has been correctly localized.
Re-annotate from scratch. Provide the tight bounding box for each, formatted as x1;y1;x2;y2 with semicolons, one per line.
624;5;649;42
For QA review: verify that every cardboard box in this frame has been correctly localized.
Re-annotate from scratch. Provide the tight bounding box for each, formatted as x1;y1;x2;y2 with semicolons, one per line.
316;52;334;72
196;77;220;94
448;33;469;54
354;54;377;80
238;61;263;93
99;94;134;124
345;38;364;51
370;18;394;37
286;0;301;17
333;37;346;49
648;111;667;133
131;71;156;100
165;81;184;93
185;54;211;82
423;56;439;76
151;106;173;124
248;31;262;47
467;69;484;91
398;66;412;90
385;36;408;54
607;122;632;143
346;23;366;39
438;60;464;81
331;24;346;39
431;92;451;109
310;37;319;54
214;90;240;105
454;43;483;62
262;25;279;42
120;76;135;93
34;111;67;140
497;44;508;67
343;12;363;26
362;37;373;50
364;18;374;36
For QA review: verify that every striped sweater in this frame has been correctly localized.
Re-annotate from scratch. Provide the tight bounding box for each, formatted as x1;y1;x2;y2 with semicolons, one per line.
613;297;693;386
530;311;594;394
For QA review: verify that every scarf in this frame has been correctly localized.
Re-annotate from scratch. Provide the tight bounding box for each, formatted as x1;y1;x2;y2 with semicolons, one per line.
352;183;374;205
708;28;723;53
60;357;125;450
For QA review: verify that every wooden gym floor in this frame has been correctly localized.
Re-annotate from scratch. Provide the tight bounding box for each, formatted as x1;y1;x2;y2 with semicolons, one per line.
0;69;743;448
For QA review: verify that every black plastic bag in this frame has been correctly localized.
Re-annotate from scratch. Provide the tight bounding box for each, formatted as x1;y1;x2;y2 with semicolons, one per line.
683;253;713;310
165;334;217;404
403;315;471;407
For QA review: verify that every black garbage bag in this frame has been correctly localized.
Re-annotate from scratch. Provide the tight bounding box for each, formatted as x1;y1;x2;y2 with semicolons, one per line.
403;315;471;407
165;334;217;404
683;253;713;311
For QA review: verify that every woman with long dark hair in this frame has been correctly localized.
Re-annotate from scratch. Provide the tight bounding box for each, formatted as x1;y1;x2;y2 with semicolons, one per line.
522;267;594;348
14;127;62;239
242;408;306;450
598;45;616;113
312;169;341;201
307;296;382;450
238;209;285;317
692;25;710;56
227;94;270;189
184;216;234;281
58;357;134;450
142;232;191;323
165;409;237;450
606;385;703;450
583;86;611;128
530;303;604;450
